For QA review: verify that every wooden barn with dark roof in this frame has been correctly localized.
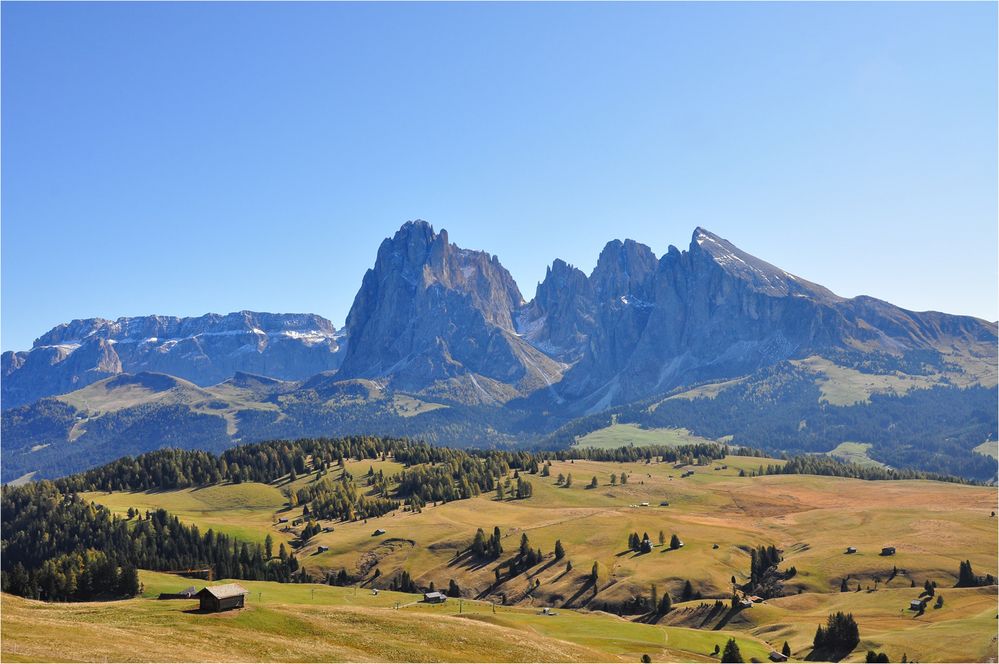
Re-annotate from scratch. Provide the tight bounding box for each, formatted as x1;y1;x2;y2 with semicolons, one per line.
197;583;249;612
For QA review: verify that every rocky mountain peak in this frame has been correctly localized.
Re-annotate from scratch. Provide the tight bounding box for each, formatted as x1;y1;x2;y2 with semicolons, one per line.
339;221;558;401
687;227;838;300
590;239;658;301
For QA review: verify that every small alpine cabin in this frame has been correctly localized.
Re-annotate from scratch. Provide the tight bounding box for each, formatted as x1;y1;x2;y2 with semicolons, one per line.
197;583;249;612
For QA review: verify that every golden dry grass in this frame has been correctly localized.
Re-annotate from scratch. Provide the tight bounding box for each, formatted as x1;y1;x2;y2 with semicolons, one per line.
64;454;998;662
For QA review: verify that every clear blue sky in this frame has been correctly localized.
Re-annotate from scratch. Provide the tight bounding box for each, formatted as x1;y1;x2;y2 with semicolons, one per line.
3;2;996;352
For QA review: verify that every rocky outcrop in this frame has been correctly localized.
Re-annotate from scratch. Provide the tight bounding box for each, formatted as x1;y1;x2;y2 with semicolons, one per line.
516;259;592;361
338;220;564;403
2;312;342;407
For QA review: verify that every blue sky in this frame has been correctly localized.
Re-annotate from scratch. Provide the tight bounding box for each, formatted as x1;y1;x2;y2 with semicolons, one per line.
2;2;996;352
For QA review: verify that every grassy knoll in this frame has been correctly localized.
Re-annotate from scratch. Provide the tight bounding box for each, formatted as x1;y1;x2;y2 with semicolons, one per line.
391;393;448;417
654;378;746;404
824;442;887;469
972;440;998;460
575;423;718;449
81;482;290;547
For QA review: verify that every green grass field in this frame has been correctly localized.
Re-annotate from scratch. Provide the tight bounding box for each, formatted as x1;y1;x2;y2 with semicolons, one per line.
792;356;944;406
81;482;291;547
653;378;747;405
972;440;998;460
824;442;887;469
575;423;718;449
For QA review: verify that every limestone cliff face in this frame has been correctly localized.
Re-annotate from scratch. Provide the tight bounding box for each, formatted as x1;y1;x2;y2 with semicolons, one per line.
522;227;997;409
2;312;342;407
338;220;563;402
517;259;592;362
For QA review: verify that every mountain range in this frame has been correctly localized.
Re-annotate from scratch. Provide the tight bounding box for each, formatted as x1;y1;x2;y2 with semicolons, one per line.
2;311;343;407
3;221;996;482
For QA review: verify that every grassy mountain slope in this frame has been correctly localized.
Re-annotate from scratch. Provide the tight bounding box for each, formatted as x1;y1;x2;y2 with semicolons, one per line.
71;453;998;663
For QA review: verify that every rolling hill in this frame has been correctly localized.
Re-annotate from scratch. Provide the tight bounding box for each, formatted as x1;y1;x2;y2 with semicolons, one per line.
3;436;995;662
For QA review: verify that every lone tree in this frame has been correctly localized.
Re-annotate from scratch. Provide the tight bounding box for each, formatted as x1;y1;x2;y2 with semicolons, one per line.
471;528;487;557
669;534;682;550
554;540;566;560
591;561;599;583
589;476;598;489
721;638;744;663
781;641;791;657
658;591;672;615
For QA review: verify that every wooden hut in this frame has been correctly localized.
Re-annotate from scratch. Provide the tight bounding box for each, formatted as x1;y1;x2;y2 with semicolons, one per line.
196;584;249;612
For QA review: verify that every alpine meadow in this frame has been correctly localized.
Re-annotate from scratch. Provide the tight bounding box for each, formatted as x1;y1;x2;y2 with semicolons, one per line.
1;2;996;664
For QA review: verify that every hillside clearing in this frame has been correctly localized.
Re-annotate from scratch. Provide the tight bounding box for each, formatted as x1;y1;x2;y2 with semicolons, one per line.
575;423;717;449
